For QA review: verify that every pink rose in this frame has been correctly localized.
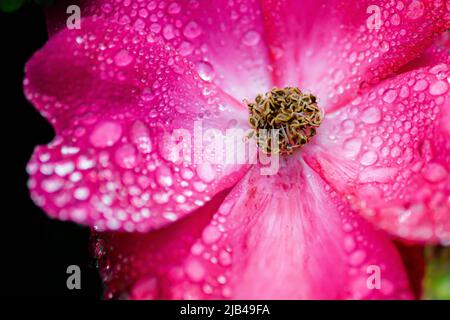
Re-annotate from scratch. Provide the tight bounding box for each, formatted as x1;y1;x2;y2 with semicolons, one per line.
25;0;449;299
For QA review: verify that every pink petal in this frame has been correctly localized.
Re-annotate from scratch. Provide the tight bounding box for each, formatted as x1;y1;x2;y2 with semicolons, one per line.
25;18;250;232
304;63;450;244
45;0;273;100
95;159;413;299
398;31;449;73
393;241;425;299
261;0;449;110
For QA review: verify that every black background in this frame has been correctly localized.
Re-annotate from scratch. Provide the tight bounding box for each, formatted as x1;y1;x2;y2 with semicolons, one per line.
2;5;102;299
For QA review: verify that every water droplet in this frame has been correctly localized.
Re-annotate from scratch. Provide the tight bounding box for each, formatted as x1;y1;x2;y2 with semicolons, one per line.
343;138;362;158
41;177;64;193
406;0;424;19
196;61;215;82
242;30;261;46
202;225;221;244
131;121;152;154
390;146;402;158
140;87;154;101
183;21;202;39
178;41;194;56
341;119;355;134
162;24;176;40
74;187;90;200
163;212;177;221
196;163;216;183
181;168;194;180
380;41;390;53
371;135;383;148
344;236;356;252
71;208;88;222
89;121;122;148
361;107;382;124
423;163;447;182
429;80;448;96
185;258;205;282
219;250;232;266
349;250;366;266
114;50;133;67
55;161;75;177
167;2;181;15
217;275;227;284
399;85;410;98
133;18;146;31
382;89;398;104
193;181;207;192
138;8;148;18
150;23;161;34
114;144;137;169
156;166;174;187
413;79;428;91
360;151;378;166
390;13;401;25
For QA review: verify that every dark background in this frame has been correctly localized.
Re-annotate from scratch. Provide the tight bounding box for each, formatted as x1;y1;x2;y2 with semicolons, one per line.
2;5;102;299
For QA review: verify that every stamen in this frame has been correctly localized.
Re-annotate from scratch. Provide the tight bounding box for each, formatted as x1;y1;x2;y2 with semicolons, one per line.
247;87;323;155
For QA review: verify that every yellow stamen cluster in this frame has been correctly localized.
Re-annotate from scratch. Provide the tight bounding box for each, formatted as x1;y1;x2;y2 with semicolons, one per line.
247;87;323;155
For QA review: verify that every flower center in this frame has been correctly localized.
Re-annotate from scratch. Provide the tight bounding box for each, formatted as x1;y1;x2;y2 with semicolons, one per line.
247;87;323;155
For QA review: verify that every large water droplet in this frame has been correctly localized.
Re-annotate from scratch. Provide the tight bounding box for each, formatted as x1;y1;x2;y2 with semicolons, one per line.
343;138;362;158
429;80;448;96
382;89;398;104
406;0;424;19
219;250;232;266
360;151;378;166
131;121;152;154
423;163;447;182
202;225;221;244
55;161;75;177
196;163;216;183
185;258;206;282
361;106;382;124
162;24;176;40
89;121;123;148
114;144;137;169
196;61;215;82
114;50;133;67
183;21;202;39
140;87;154;102
413;79;428;91
156;165;174;187
167;2;181;15
242;30;261;46
349;250;366;267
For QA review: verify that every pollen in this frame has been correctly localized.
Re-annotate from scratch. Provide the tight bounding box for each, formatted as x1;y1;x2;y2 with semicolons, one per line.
247;87;323;155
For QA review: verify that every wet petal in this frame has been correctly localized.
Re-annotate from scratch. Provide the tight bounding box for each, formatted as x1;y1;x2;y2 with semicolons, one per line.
304;63;450;243
394;241;425;299
261;0;449;110
25;18;250;232
46;0;273;100
398;31;449;73
95;159;413;299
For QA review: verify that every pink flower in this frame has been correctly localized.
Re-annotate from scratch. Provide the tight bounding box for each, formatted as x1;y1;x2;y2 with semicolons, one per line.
25;0;449;299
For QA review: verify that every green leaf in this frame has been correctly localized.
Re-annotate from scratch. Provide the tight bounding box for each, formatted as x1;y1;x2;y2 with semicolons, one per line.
0;0;25;12
424;247;450;300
